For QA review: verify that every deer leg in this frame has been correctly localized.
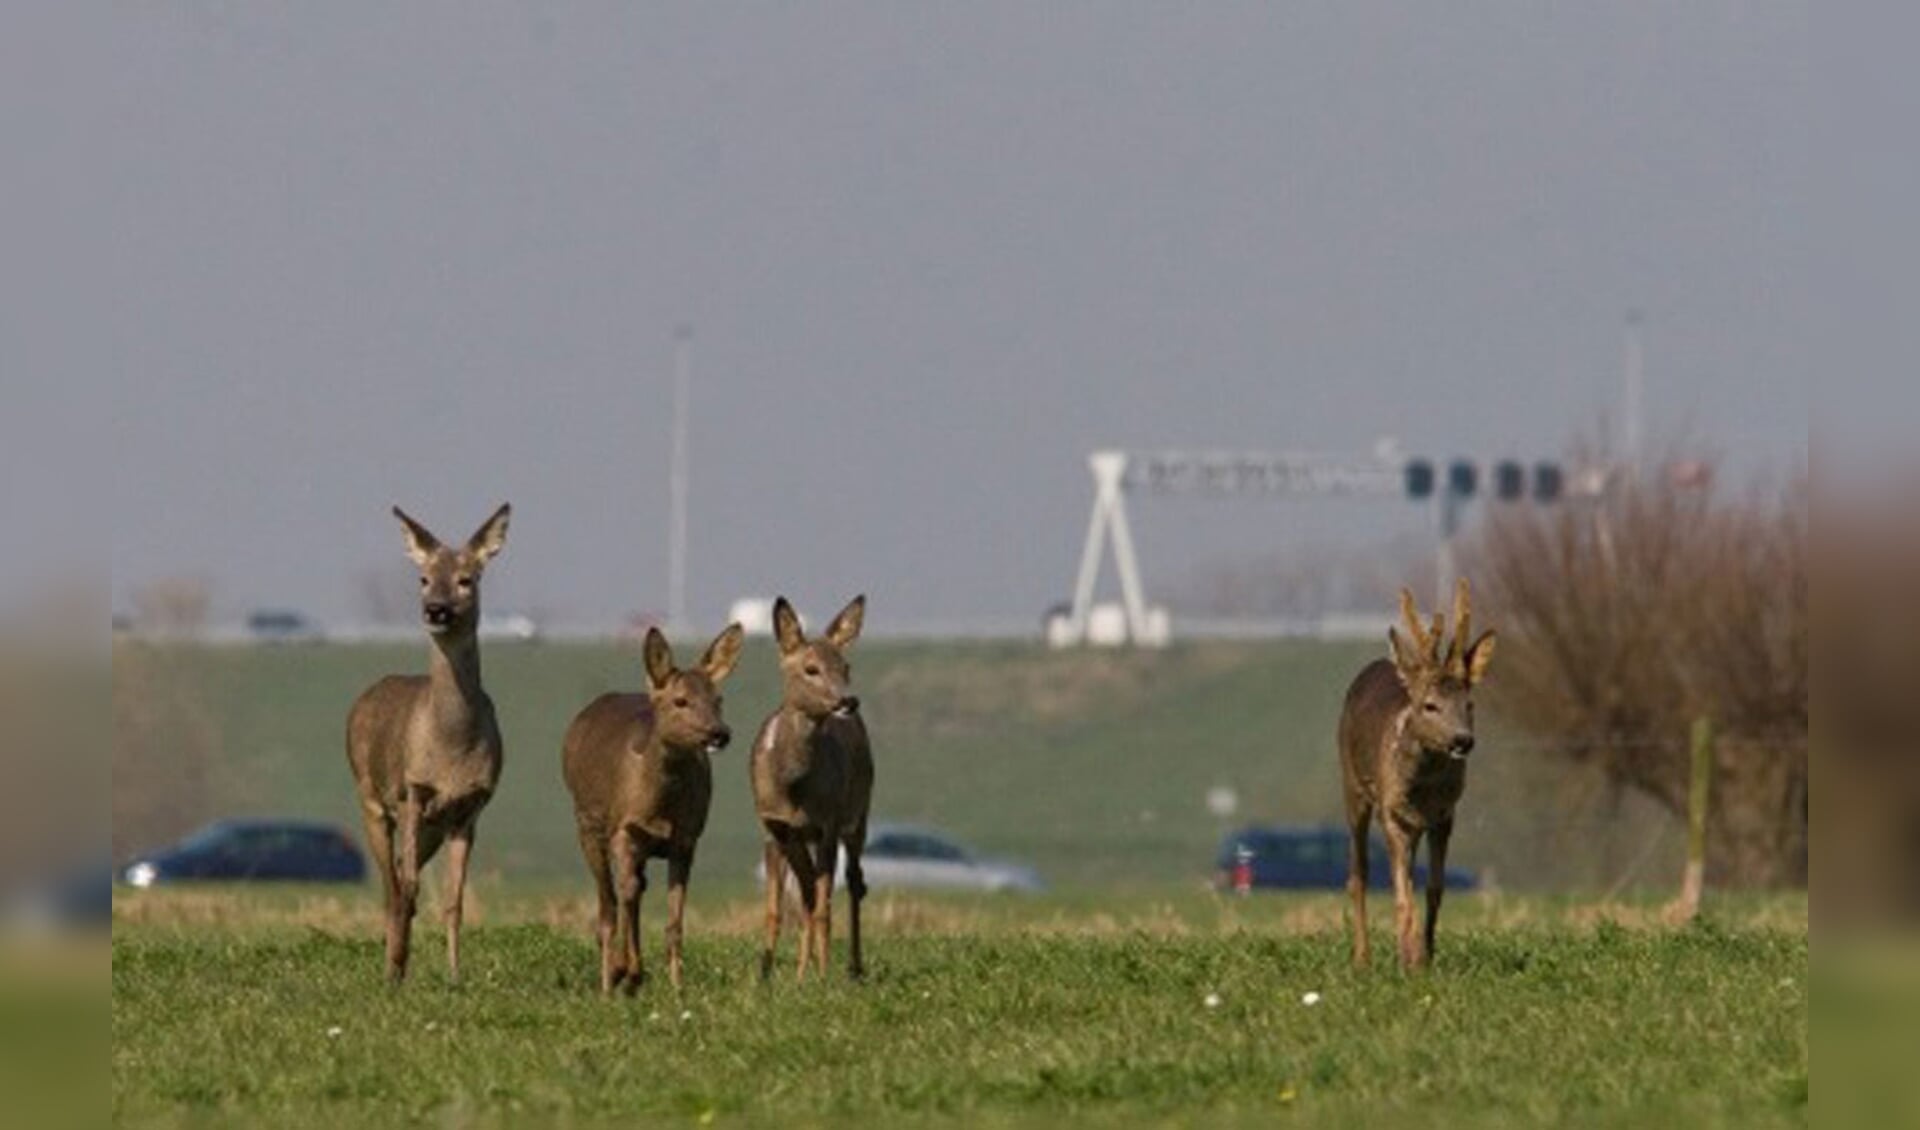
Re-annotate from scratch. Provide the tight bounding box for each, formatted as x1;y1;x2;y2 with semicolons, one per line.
781;840;819;981
1387;820;1425;969
665;849;693;991
843;832;867;981
579;827;619;995
442;820;476;985
1346;806;1372;969
361;805;397;902
612;832;646;993
361;807;401;981
810;836;838;979
760;840;787;982
389;789;431;984
1424;821;1453;965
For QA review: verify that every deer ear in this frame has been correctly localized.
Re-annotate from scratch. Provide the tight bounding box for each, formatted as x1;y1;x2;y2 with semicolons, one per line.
701;623;745;684
466;503;511;565
772;597;805;655
643;627;676;690
393;506;440;567
825;594;866;649
1464;629;1497;686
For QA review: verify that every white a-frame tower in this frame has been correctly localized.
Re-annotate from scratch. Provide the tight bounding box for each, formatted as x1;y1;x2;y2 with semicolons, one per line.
1061;451;1156;646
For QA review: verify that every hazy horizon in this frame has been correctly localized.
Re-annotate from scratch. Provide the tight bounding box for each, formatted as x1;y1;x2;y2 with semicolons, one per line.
18;6;1815;628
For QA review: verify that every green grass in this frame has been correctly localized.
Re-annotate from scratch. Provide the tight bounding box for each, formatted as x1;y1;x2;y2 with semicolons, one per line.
125;638;1680;890
115;640;1805;1125
111;888;1807;1127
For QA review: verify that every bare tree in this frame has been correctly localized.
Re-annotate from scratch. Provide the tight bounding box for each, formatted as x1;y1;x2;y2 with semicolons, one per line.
1470;455;1807;887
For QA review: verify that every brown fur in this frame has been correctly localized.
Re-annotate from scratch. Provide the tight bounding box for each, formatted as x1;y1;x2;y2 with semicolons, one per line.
1339;577;1496;969
561;624;743;993
345;503;511;984
749;594;872;981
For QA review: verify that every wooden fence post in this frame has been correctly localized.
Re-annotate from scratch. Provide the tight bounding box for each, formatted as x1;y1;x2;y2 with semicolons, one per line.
1676;715;1714;920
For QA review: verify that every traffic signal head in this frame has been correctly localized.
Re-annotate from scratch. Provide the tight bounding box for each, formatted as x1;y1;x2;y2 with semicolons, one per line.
1448;459;1478;498
1494;460;1526;501
1404;459;1435;500
1533;462;1564;503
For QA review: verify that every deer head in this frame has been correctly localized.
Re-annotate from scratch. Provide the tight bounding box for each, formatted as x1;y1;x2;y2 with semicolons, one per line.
1388;578;1497;760
772;594;865;720
394;504;511;636
642;623;744;754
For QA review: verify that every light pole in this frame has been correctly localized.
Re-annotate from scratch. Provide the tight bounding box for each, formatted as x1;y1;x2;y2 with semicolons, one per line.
1434;486;1461;611
1623;309;1645;479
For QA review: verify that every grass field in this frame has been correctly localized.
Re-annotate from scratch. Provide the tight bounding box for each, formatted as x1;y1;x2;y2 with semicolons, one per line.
115;640;1802;1125
112;886;1807;1127
125;638;1681;891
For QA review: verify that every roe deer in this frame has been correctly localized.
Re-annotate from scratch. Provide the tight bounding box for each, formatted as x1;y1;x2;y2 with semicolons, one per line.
346;503;511;984
1339;577;1496;969
561;623;743;993
750;595;870;981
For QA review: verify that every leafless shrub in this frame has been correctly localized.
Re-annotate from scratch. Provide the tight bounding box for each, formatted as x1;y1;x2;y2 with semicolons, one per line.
1470;455;1807;888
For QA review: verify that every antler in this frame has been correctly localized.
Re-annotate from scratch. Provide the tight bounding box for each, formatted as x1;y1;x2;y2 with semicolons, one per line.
1398;588;1432;660
1445;577;1473;677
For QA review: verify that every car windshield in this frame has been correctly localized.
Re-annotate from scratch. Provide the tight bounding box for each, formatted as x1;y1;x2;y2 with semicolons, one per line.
1222;830;1347;865
294;829;350;854
174;824;239;854
1221;832;1276;861
872;833;970;863
172;824;321;858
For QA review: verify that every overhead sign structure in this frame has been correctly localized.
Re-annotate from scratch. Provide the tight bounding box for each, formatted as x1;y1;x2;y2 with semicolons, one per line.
1057;448;1565;648
1122;451;1403;498
1059;449;1403;647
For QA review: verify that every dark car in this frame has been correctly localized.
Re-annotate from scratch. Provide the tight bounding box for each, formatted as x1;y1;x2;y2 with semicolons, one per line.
120;820;366;887
1214;824;1477;892
245;609;324;644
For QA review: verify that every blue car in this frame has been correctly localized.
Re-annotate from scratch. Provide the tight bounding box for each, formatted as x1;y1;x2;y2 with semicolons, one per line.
1214;824;1477;892
120;819;367;887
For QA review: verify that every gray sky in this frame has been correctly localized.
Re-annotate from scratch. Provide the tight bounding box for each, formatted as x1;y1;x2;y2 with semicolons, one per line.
25;6;1817;627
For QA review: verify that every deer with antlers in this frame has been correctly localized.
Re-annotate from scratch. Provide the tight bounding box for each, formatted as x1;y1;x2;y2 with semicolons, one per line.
1340;577;1496;969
